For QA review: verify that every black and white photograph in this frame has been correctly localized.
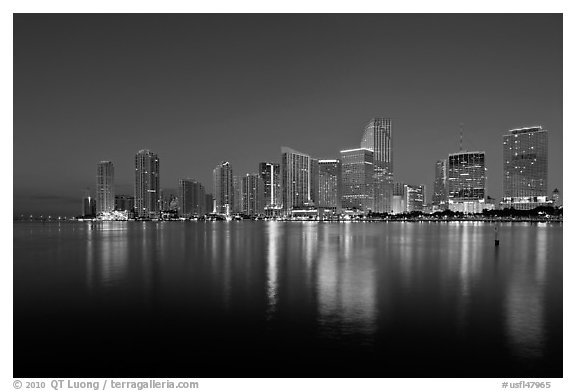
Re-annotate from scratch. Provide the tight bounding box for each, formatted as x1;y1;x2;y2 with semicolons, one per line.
9;5;570;390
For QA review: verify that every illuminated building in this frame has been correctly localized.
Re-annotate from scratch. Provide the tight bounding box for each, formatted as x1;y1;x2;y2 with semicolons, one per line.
134;149;160;218
502;126;549;210
432;159;448;209
360;118;393;212
96;161;115;214
179;178;206;217
281;147;312;214
241;173;264;216
259;162;282;215
340;148;374;212
213;161;234;215
448;151;486;213
318;159;341;211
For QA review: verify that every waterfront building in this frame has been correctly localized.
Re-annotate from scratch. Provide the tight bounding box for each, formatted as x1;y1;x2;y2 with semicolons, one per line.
233;175;243;214
318;159;342;211
179;179;206;217
114;195;134;212
360;118;394;213
205;193;214;214
82;195;96;218
502;126;549;210
340;148;374;212
96;161;115;214
448;151;487;213
432;159;448;209
241;173;265;216
134;149;160;218
552;188;560;207
213;162;234;215
259;162;282;215
405;184;425;212
391;182;405;214
281;147;312;214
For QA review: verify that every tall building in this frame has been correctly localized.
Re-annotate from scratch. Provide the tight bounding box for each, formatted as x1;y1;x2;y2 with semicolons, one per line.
134;149;160;218
360;118;393;213
213;161;234;215
281;147;312;214
310;158;320;206
318;159;342;211
241;173;264;216
179;179;206;217
259;162;282;214
205;193;214;214
82;195;96;218
96;161;115;214
551;188;560;207
340;148;374;212
114;195;134;212
502;126;549;210
448;151;486;213
391;182;405;214
405;184;425;212
233;175;243;214
432;159;448;209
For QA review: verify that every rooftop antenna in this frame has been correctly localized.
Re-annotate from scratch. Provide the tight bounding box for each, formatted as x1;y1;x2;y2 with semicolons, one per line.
459;122;464;152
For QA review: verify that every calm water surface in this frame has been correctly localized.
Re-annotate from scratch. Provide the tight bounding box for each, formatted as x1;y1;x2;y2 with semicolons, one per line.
13;221;562;377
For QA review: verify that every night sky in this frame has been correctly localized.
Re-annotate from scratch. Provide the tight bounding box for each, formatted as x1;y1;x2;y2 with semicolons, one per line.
13;14;562;216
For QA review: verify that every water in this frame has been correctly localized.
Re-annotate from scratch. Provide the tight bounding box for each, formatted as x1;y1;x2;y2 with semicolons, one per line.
13;221;562;378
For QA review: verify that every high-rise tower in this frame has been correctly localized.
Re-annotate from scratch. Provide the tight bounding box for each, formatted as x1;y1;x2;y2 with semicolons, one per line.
213;161;234;215
432;159;448;209
360;118;393;212
447;151;486;213
259;162;282;214
280;147;312;214
502;126;548;210
134;149;160;218
96;161;115;214
340;148;374;212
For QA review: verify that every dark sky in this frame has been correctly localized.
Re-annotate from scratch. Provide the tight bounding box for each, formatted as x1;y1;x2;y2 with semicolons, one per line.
13;14;562;216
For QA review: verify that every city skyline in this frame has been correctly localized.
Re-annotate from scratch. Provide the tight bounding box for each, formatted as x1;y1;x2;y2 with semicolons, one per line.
14;14;562;215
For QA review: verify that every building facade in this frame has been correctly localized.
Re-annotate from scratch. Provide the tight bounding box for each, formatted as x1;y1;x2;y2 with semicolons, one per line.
281;147;312;214
96;161;115;214
241;173;264;216
405;184;425;212
114;195;134;212
340;148;374;212
82;195;96;218
317;159;342;211
432;159;448;209
134;149;160;218
179;179;206;217
213;162;234;215
360;118;394;213
259;162;282;214
448;151;487;213
502;126;549;210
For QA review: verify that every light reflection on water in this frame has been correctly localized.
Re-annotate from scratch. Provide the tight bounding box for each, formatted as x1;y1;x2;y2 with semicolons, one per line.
13;221;562;376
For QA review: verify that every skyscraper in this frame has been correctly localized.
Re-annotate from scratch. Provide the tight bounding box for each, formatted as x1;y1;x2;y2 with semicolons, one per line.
448;151;486;213
502;126;549;210
317;159;341;211
134;149;160;218
82;195;96;218
96;161;115;214
233;175;243;214
179;179;206;217
340;148;374;212
405;184;426;212
281;147;312;214
213;161;234;215
241;173;264;216
432;159;448;209
259;162;282;214
360;118;393;213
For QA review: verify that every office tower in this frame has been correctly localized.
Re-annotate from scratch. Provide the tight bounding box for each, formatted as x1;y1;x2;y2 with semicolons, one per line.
96;161;115;214
432;159;448;209
502;126;549;210
391;182;406;214
179;179;205;217
448;151;486;213
310;158;320;206
134;149;160;218
233;175;243;214
241;173;264;216
551;188;560;207
114;195;135;211
205;193;214;214
82;195;96;217
281;147;312;214
340;148;374;212
405;184;425;212
259;162;282;214
317;159;341;210
360;118;393;213
213;161;234;215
